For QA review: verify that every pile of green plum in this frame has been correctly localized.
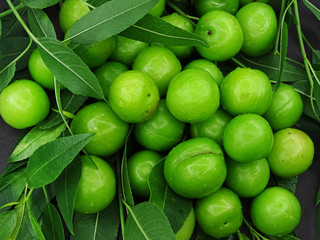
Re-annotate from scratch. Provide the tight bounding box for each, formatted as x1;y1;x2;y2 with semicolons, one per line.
0;0;315;239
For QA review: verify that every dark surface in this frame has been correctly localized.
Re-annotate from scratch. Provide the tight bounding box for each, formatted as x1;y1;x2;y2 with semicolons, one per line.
0;1;320;239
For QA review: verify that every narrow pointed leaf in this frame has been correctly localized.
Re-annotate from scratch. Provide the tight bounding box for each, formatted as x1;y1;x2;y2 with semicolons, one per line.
20;0;59;9
268;175;298;194
121;14;209;47
121;132;134;207
27;188;49;219
87;0;111;7
15;203;41;240
312;50;320;70
26;133;94;188
296;114;320;133
0;168;25;192
124;202;176;240
71;199;120;240
0;63;15;92
0;37;35;71
0;169;26;214
68;0;160;44
233;53;308;82
41;203;65;240
1;161;27;177
27;8;56;38
37;37;104;100
9;123;66;163
40;90;88;129
55;157;81;234
303;0;320;21
1;8;28;39
0;210;17;240
149;160;192;233
27;205;46;240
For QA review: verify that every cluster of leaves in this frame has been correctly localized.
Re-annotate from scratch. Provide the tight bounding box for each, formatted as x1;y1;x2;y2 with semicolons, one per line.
0;0;320;239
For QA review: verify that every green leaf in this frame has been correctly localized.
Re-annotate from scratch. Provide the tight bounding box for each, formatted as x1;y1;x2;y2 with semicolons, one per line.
121;14;208;47
26;133;94;188
68;0;160;44
87;0;111;7
300;94;320;121
124;202;176;240
303;0;320;21
0;210;17;240
0;63;15;92
9;123;66;163
40;90;88;130
0;169;26;214
274;22;288;92
313;73;320;112
20;0;59;9
268;175;298;194
121;132;134;207
41;203;65;240
11;201;42;240
296;114;320;133
0;37;35;71
27;8;56;38
1;8;28;39
37;37;105;100
71;199;120;240
27;188;48;219
27;204;46;240
233;53;308;83
149;160;193;233
1;161;27;177
312;50;320;70
237;232;250;240
55;157;81;234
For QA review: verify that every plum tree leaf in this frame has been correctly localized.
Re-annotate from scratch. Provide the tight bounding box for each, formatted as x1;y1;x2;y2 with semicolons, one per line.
37;37;105;100
124;202;176;240
26;133;94;188
68;0;160;44
0;63;15;92
303;0;320;21
0;168;26;214
0;210;17;240
121;14;208;47
55;157;81;234
41;203;65;240
233;53;308;83
20;0;59;9
27;205;46;240
149;160;193;233
27;8;56;38
0;37;35;71
9;123;66;163
71;199;120;240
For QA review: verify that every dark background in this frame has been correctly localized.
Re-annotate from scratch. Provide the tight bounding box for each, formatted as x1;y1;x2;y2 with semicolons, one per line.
0;0;320;239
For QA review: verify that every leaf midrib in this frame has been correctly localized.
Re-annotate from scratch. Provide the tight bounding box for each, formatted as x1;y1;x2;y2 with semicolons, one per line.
30;9;48;38
131;24;206;45
70;0;154;40
27;135;90;186
37;38;103;99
